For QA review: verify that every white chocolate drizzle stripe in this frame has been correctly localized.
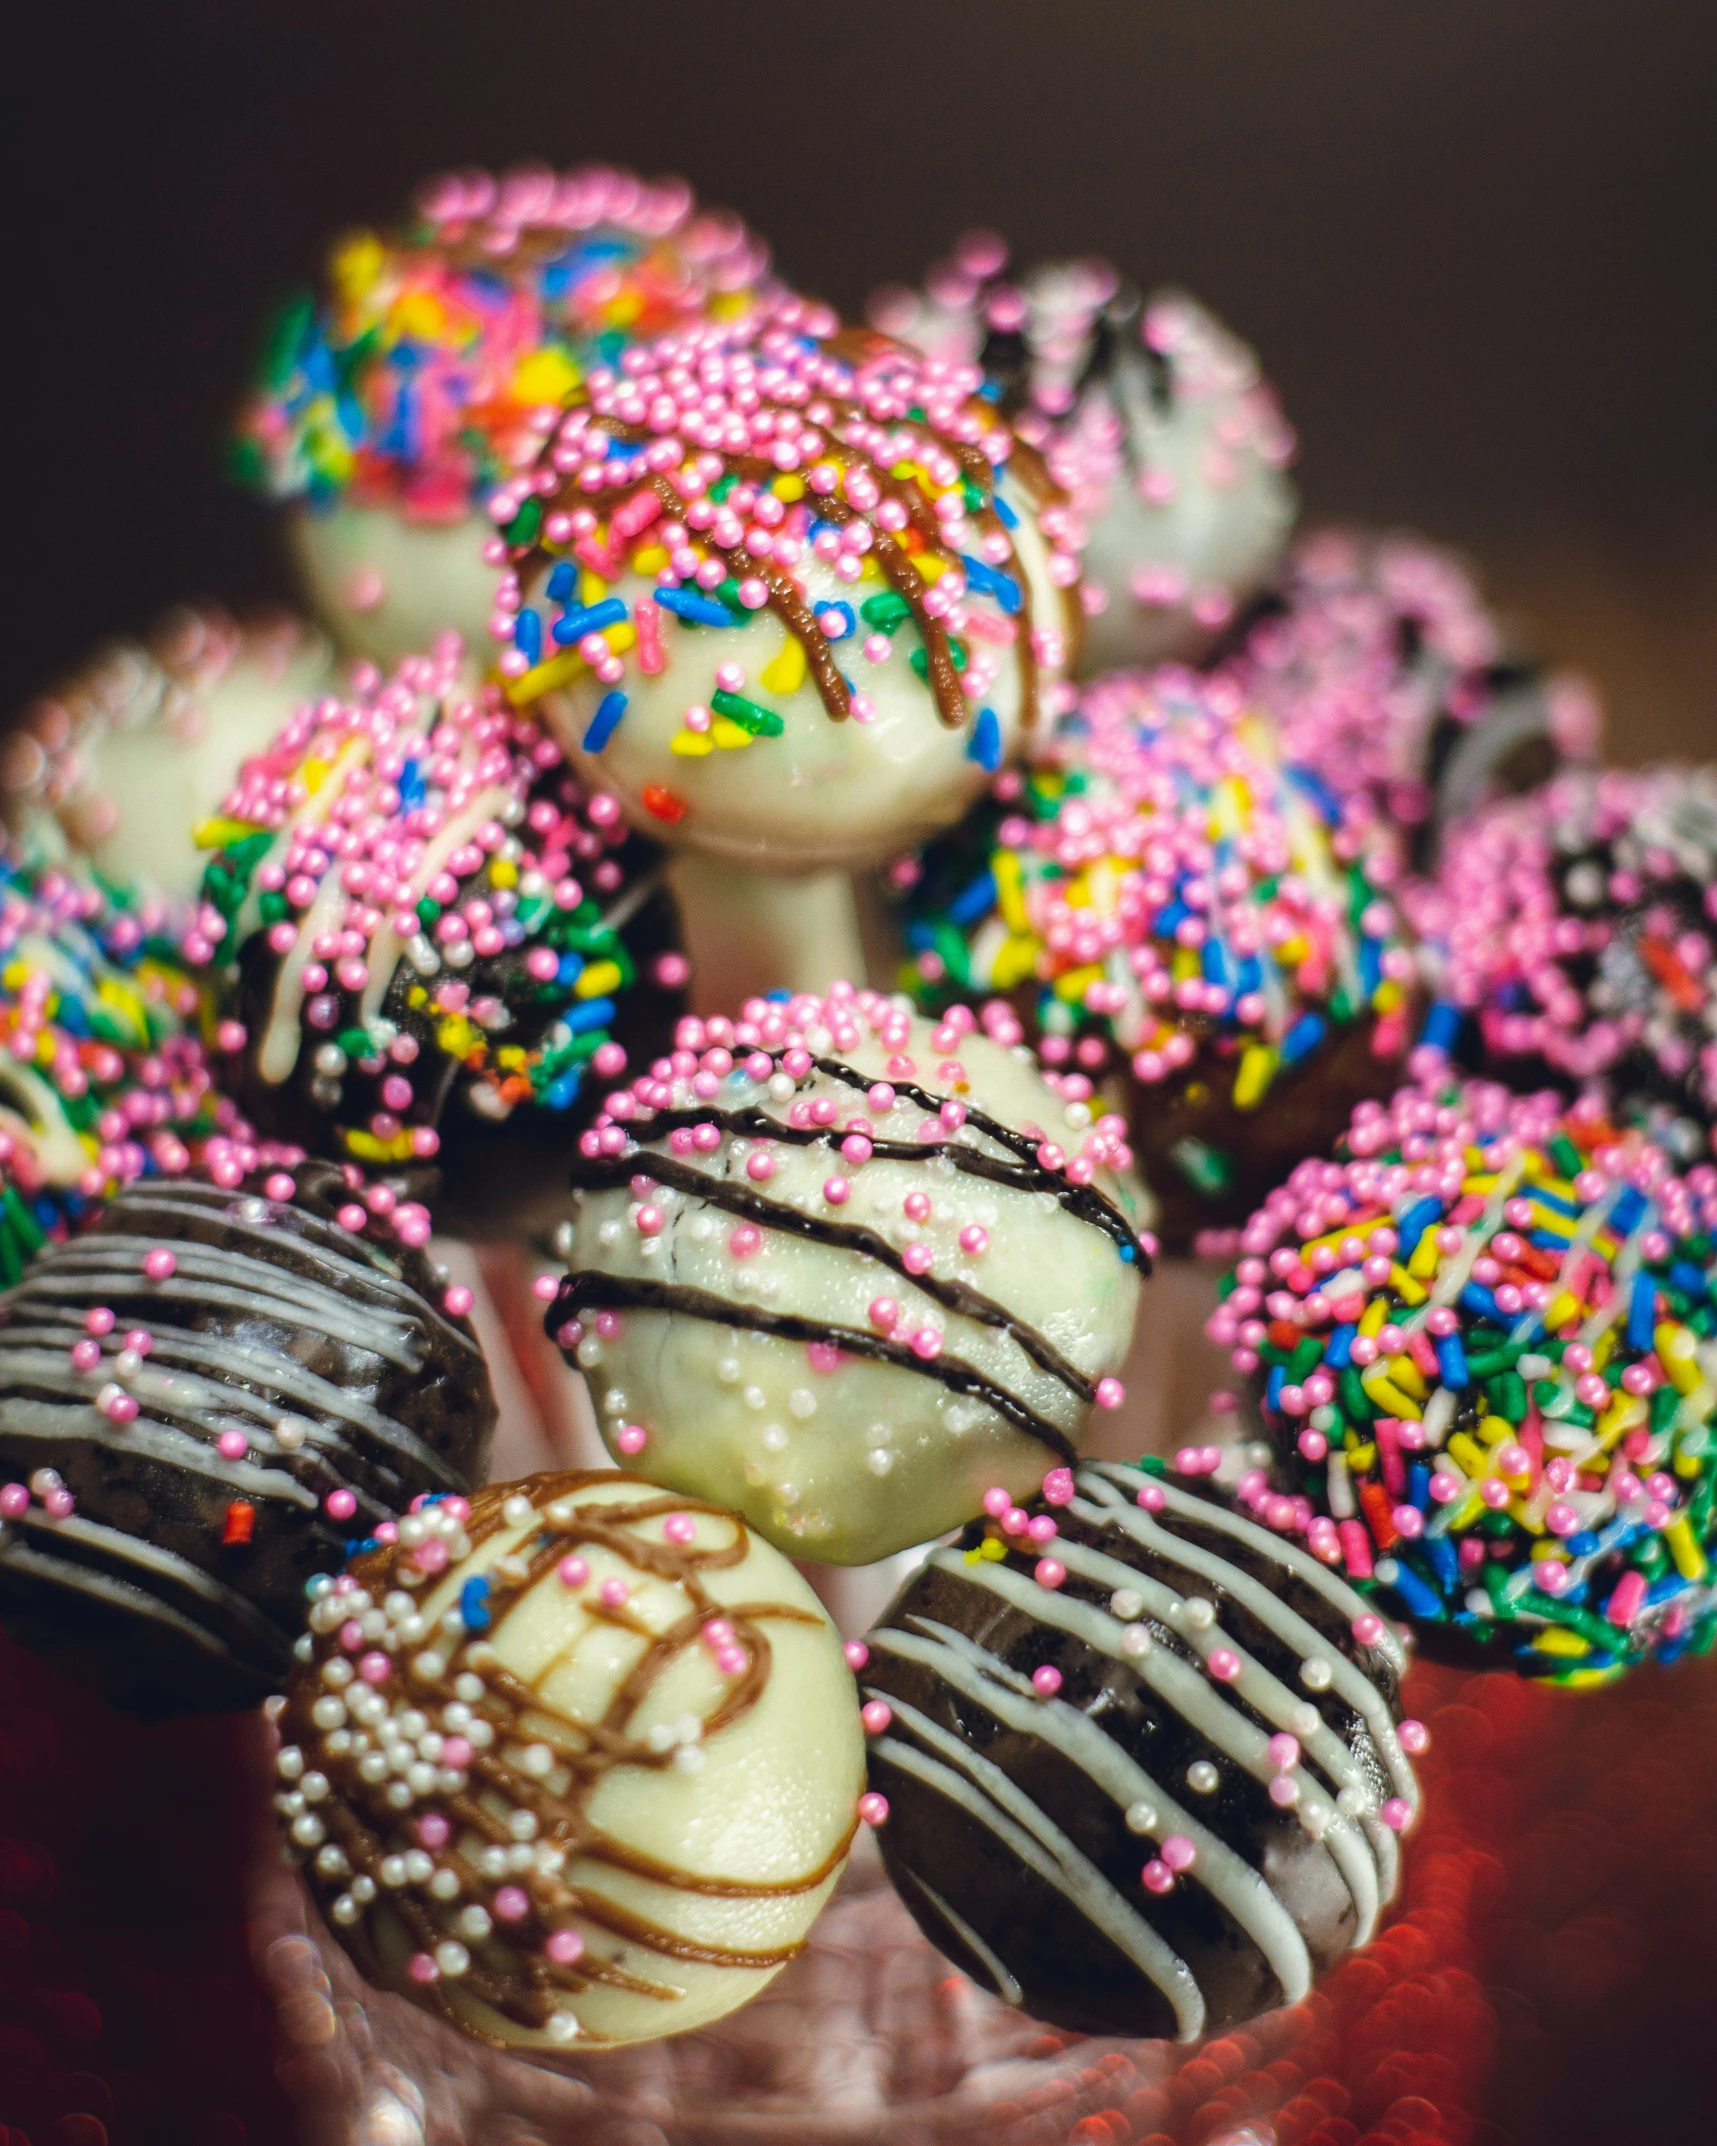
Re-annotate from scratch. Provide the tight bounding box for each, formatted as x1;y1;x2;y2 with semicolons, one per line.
2;1507;296;1651
896;1865;1023;2008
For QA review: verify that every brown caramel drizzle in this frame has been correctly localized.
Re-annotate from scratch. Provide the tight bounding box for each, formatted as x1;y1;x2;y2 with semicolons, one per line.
280;1474;851;2053
527;336;1056;736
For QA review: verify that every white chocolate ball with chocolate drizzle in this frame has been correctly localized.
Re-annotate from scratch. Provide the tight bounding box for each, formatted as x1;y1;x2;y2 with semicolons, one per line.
492;302;1085;873
550;988;1147;1564
276;1469;864;2053
1;604;337;906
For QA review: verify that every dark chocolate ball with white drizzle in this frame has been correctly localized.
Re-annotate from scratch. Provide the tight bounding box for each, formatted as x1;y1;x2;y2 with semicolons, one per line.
0;1160;494;1715
860;1456;1423;2041
548;986;1148;1564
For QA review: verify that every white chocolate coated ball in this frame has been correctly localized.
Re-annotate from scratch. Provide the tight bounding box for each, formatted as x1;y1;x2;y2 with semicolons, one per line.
290;504;497;667
562;1001;1145;1561
279;1471;863;2052
535;460;1064;872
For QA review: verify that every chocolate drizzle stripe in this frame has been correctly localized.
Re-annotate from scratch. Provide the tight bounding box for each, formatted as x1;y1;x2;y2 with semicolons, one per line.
570;1151;1097;1405
551;1272;1079;1465
283;1472;855;2045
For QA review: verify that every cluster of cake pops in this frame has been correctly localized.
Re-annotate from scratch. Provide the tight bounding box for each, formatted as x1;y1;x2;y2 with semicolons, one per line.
0;161;1711;2090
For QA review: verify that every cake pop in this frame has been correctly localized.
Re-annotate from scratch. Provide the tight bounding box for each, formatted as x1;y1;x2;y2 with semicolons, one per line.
860;1454;1421;2039
235;164;776;666
489;297;1086;999
897;666;1418;1250
1413;765;1717;1157
0;852;238;1276
871;235;1296;674
190;636;684;1219
274;1468;864;2051
547;986;1147;1565
2;604;338;906
1234;529;1602;873
0;1159;494;1715
1209;1078;1717;1683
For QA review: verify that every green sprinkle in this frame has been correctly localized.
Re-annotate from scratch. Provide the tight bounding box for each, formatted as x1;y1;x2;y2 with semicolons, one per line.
909;637;968;682
710;689;784;738
1549;1133;1584;1179
859;591;913;633
503;497;542;548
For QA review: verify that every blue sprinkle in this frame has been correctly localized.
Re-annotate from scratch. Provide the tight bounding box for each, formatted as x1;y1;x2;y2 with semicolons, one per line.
967;707;1002;771
991;489;1019;529
1283;763;1342;825
654;587;743;629
958;553;1023;614
1389;1560;1445;1620
1610;1185;1648;1236
1327;1323;1357;1369
543;1071;583;1111
1358;938;1382;998
1266;1364;1285;1412
514;607;544;666
766;988;792;1002
546;560;576;601
56;997;90;1038
565;997;617;1035
1647;1573;1689;1607
1155;899;1191;936
1279;1012;1327;1067
1530;1185;1582;1219
1460;1282;1503;1323
1408;1460;1431;1510
1670;1260;1710;1301
1628;1272;1659;1351
948;870;998;927
1529;1226;1573;1254
459;1575;492;1632
814;599;856;641
1235;955;1263;1001
1423;1533;1459;1591
1397;1195;1443;1262
1566;1530;1600;1559
902;920;935;954
398;759;426;808
1420;1000;1462;1054
582;691;628;754
556;952;586;986
1119;1242;1137;1263
552;596;630;646
1201;938;1235;989
1435;1334;1471;1390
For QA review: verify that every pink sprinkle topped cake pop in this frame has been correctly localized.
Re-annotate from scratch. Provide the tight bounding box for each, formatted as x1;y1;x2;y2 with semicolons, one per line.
870;233;1297;672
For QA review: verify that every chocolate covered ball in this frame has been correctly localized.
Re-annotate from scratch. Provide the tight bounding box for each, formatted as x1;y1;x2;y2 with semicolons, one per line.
0;1160;494;1714
275;1469;864;2053
549;987;1147;1564
861;1457;1421;2040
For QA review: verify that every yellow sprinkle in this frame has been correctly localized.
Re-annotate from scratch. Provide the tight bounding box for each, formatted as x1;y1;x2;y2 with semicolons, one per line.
604;290;645;329
343;1128;419;1164
1477;1415;1515;1447
1448;1432;1490;1477
302;757;330;796
331;231;386;303
992;849;1029;933
670;730;715;757
1374;979;1405;1015
512;346;580;406
1388;1263;1428;1306
1359;1299;1389;1339
1666;1514;1709;1582
1277;935;1308;969
916;553;947;582
711;718;756;750
1526;1171;1580;1204
1052;964;1103;1005
1347;1442;1377;1474
1232;1043;1278;1112
772;475;806;502
1594;1393;1643;1450
579;569;609;608
1532;1627;1591;1658
1172;945;1199;981
407;985;428;1011
603;622;637;656
1544;1291;1583;1332
1299;1214;1394;1263
760;637;808;695
993;935;1041;993
1463;1172;1500;1195
436;1018;480;1060
489;859;518;889
193;816;264;851
981;1535;1006;1561
505;650;585;707
1361;1368;1423;1421
1506;1498;1545;1535
495;1046;528;1072
858;556;883;582
576;961;622;1000
1656;1321;1702;1396
629;547;668;577
1407;1232;1441;1281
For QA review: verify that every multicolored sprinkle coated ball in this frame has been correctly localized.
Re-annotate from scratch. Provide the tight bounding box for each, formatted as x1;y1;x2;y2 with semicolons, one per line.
897;666;1418;1248
1211;1078;1717;1683
234;163;777;662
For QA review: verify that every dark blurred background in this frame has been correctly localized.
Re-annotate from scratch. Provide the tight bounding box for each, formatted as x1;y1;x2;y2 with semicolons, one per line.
4;0;1716;754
